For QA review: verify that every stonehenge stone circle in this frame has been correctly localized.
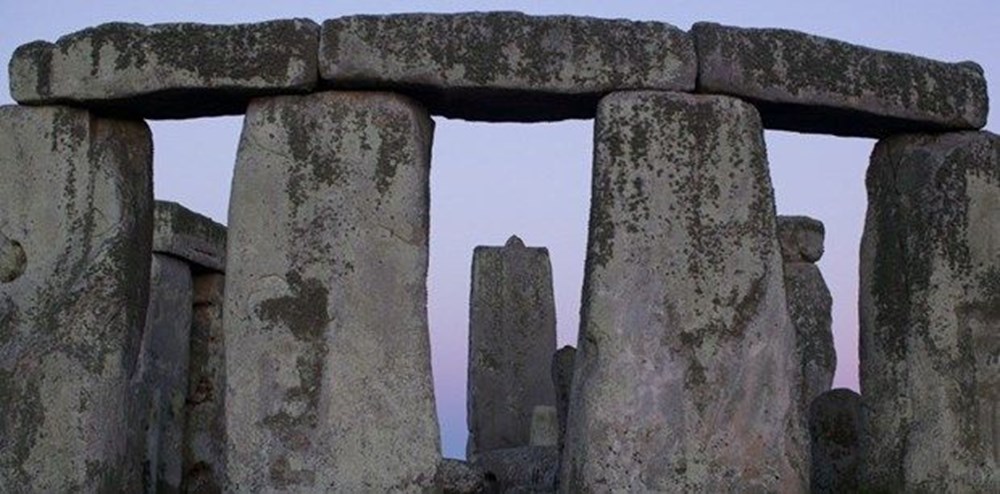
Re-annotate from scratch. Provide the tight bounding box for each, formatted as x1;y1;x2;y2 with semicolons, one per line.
224;91;439;491
468;235;557;457
0;105;153;492
562;91;807;492
861;130;999;492
1;9;995;493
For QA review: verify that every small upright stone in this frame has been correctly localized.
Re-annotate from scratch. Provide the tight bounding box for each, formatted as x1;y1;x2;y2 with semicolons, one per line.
225;91;440;491
0;105;152;492
550;346;576;455
10;19;319;119
563;92;806;492
809;389;861;494
860;130;999;492
468;235;557;456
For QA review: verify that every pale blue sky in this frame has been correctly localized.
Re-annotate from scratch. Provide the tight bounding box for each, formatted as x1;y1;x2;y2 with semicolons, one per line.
2;1;996;459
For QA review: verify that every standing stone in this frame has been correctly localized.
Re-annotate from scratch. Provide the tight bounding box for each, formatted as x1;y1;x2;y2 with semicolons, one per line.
530;406;559;447
225;91;440;491
473;446;559;493
562;91;807;492
134;254;194;493
435;459;487;494
550;345;576;458
809;388;861;493
778;216;836;411
183;272;227;493
468;235;557;457
0;105;152;492
860;131;1000;492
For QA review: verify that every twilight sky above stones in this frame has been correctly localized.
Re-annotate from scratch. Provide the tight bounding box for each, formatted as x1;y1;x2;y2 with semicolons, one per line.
1;1;996;459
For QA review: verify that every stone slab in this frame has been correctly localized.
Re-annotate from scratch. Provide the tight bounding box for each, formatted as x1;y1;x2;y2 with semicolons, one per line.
10;19;319;119
562;91;807;492
225;91;440;491
693;22;989;137
436;458;487;494
809;388;861;494
473;446;558;493
777;215;825;263
530;406;558;447
153;200;227;272
182;272;227;493
860;130;999;492
320;12;696;122
468;235;557;456
0;105;152;492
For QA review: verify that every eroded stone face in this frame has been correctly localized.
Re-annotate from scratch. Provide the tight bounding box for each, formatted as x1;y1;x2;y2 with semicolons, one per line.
784;262;836;413
320;12;696;122
0;105;153;492
473;446;558;493
153;200;227;273
778;215;825;263
468;235;557;457
693;22;989;137
10;19;319;119
225;91;440;492
562;91;807;492
860;130;1000;492
809;388;861;494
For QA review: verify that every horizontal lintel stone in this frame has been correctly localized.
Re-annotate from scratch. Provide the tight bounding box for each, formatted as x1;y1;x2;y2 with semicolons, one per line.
693;22;989;138
319;12;696;122
9;19;319;119
153;201;226;272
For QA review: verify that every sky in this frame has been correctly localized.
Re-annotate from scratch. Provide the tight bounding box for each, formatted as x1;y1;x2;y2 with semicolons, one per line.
1;1;996;459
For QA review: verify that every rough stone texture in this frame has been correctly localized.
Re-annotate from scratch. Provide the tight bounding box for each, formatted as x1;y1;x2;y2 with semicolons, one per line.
154;200;227;272
468;235;557;456
860;130;1000;492
133;254;194;493
320;12;696;122
225;91;440;492
182;272;227;494
0;105;152;492
693;22;989;138
473;446;558;493
550;345;576;458
530;406;558;447
562;91;807;492
785;262;836;413
436;458;487;494
777;215;825;263
809;388;861;494
10;19;319;119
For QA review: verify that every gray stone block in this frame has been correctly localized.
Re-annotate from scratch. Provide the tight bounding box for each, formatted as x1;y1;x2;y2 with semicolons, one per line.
320;12;696;122
809;388;861;494
530;406;558;447
777;215;825;263
860;130;999;492
0;105;152;492
182;272;227;494
784;262;835;410
133;254;194;494
693;22;989;137
562;91;807;492
10;19;319;119
468;235;557;456
473;446;558;493
436;458;486;494
550;345;575;458
225;91;440;491
154;200;226;273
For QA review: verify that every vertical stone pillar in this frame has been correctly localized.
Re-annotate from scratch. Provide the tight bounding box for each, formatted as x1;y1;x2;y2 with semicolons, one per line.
225;91;440;491
551;345;576;459
860;131;999;492
778;215;836;411
562;91;806;492
0;105;152;492
809;388;861;493
467;235;557;457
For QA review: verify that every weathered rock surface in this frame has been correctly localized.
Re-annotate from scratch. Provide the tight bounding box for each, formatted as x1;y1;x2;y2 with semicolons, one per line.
436;458;487;494
809;388;861;494
860;130;1000;492
530;406;558;447
562;91;807;492
473;446;558;493
10;19;319;119
693;22;989;137
225;91;440;491
468;235;557;456
183;272;227;494
550;345;576;457
134;254;193;494
0;105;152;492
320;12;696;122
154;200;227;272
777;215;825;263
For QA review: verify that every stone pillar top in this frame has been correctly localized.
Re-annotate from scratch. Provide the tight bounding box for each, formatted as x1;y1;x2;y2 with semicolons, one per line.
153;200;227;273
505;234;525;248
777;215;825;263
